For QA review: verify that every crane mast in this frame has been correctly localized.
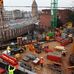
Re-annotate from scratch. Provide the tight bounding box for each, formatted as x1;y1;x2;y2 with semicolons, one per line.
51;0;58;29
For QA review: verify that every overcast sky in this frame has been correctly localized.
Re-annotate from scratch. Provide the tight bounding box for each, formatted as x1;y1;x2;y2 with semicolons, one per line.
4;0;74;11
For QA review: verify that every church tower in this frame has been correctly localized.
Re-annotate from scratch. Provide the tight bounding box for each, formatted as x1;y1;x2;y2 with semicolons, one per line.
32;0;38;18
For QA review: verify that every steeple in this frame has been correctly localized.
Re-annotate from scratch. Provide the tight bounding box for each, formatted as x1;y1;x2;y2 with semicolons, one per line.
32;0;38;18
32;0;37;7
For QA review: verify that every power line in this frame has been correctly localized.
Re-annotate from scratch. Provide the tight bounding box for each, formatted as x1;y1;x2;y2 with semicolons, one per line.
4;6;74;8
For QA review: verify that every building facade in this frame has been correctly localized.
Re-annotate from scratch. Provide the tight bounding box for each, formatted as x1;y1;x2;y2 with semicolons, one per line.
4;11;14;21
39;9;51;30
13;10;23;19
39;9;72;29
0;24;34;42
22;11;32;18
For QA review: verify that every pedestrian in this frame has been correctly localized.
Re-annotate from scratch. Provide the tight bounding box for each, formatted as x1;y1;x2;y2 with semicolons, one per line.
40;57;45;68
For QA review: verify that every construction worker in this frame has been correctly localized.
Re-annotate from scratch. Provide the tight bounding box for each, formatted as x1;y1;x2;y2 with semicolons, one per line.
40;57;45;68
8;65;15;74
45;36;49;41
68;33;73;43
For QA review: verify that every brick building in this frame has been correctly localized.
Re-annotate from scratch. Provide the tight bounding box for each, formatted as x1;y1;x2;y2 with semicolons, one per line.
39;9;51;30
58;9;71;24
39;9;71;29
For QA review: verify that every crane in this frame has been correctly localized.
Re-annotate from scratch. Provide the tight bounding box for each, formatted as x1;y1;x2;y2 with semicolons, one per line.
51;0;58;29
0;0;4;29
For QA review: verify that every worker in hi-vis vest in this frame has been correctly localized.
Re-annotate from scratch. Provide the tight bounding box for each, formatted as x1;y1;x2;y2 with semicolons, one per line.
8;65;15;74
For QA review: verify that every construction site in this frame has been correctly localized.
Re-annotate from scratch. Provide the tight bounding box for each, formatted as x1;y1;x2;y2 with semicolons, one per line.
0;0;74;74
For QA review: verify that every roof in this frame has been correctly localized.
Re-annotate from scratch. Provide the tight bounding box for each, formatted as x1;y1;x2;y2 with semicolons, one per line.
8;18;35;29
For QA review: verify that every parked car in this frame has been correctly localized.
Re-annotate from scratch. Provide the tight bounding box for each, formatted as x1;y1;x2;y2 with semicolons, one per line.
26;54;37;60
11;48;24;55
20;61;35;72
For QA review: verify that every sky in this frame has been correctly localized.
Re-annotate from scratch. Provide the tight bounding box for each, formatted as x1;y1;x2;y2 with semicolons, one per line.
4;0;74;11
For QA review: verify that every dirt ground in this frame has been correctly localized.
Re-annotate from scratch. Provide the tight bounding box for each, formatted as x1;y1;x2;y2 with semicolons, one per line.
0;41;73;74
21;41;73;74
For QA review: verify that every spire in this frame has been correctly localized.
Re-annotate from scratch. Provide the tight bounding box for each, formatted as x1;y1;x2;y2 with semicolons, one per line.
32;0;38;18
32;0;37;7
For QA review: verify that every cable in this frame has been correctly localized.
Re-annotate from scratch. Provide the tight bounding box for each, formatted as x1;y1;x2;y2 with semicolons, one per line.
4;6;74;8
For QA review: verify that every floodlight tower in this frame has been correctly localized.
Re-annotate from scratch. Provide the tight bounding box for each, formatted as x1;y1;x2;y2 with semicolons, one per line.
51;0;58;29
